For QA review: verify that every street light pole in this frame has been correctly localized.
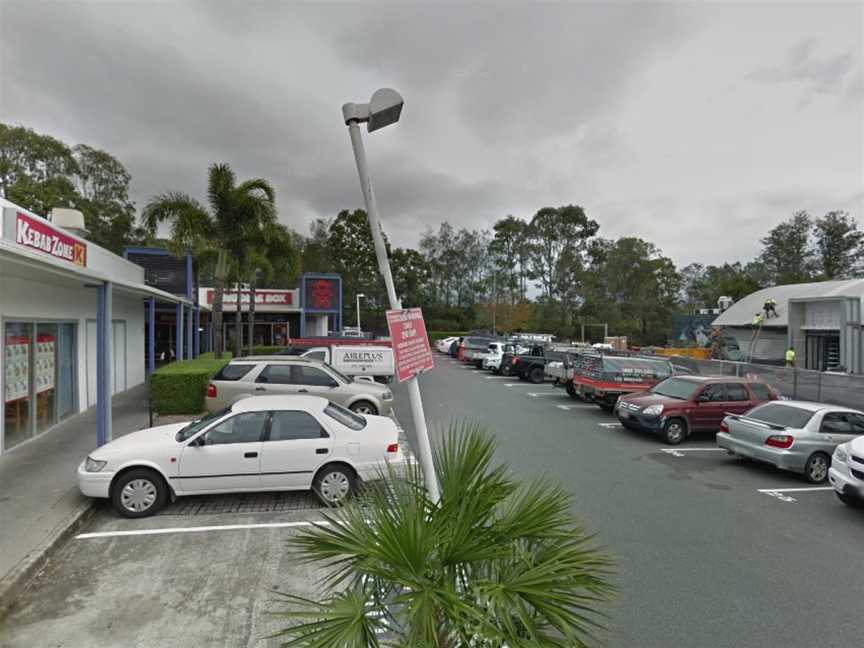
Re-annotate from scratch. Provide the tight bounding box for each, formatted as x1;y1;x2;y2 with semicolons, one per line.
356;293;364;332
343;91;440;503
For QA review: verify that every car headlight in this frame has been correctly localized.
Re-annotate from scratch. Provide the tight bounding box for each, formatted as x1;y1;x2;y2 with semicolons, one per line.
834;445;848;463
381;390;393;401
643;404;664;417
85;456;107;472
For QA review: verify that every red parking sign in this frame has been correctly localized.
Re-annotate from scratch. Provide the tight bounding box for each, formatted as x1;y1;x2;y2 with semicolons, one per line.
386;308;434;382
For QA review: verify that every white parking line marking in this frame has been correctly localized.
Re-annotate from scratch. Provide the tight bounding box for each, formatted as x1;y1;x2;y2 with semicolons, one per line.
598;422;623;429
757;486;833;493
504;383;555;388
484;376;509;380
76;520;330;540
527;392;562;398
556;404;595;410
660;448;726;458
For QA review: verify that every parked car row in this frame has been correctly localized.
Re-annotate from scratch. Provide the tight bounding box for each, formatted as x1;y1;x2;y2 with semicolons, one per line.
437;339;864;508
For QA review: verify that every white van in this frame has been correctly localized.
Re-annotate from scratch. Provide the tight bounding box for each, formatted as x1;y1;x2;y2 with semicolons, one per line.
301;345;394;382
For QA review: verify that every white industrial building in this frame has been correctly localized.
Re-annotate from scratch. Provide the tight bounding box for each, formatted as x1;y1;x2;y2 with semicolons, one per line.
712;279;864;373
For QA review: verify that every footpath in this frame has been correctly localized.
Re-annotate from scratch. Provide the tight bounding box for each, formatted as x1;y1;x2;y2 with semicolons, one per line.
0;385;151;614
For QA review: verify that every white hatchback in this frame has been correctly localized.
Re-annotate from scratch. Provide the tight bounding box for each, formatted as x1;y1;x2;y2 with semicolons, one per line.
829;435;864;508
78;395;404;517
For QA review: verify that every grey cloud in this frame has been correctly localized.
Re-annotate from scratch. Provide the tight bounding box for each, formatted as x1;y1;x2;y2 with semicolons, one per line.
748;39;854;94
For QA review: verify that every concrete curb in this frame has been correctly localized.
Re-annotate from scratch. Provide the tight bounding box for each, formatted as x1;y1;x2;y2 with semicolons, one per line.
0;499;95;621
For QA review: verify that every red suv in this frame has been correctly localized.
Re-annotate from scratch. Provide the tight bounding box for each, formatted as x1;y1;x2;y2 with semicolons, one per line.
615;376;779;445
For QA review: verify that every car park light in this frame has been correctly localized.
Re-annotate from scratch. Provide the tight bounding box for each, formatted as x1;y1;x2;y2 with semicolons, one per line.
207;383;217;398
643;404;664;417
719;420;729;433
382;390;393;401
386;443;399;453
85;456;107;472
834;445;848;463
765;434;794;449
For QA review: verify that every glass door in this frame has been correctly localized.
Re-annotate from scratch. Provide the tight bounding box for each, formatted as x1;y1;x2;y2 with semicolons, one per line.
35;323;58;433
56;323;77;420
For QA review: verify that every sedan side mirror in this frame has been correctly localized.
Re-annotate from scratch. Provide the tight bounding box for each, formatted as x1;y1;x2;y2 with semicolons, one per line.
697;394;710;403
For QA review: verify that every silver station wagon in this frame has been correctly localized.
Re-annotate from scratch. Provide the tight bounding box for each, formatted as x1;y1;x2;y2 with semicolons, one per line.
716;401;864;483
206;357;394;416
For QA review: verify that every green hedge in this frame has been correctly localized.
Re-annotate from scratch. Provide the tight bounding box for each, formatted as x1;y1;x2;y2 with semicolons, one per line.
151;352;232;415
241;346;285;356
428;331;467;343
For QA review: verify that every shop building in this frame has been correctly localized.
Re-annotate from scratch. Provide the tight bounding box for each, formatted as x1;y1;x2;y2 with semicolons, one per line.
0;199;190;454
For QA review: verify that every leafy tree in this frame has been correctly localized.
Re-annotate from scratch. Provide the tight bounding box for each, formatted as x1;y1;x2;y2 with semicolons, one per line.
276;425;614;647
143;163;279;359
527;205;599;303
489;215;532;303
391;247;432;307
813;211;863;279
327;209;387;309
759;211;817;285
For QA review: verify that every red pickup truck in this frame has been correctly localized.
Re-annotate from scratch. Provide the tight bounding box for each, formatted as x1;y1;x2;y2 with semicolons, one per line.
615;375;779;445
569;354;674;412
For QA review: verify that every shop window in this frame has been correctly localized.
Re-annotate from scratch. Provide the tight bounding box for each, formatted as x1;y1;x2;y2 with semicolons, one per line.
4;322;33;449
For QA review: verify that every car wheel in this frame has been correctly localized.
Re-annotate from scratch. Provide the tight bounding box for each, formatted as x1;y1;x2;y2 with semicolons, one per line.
835;491;864;508
529;367;544;384
501;364;512;377
350;400;378;416
804;453;830;484
565;382;576;397
313;464;356;505
662;419;687;446
111;468;167;518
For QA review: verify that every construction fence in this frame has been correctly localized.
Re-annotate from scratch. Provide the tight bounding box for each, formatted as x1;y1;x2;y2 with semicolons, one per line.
668;356;864;410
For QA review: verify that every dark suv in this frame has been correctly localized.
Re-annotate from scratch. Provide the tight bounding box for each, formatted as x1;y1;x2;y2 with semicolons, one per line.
615;376;779;445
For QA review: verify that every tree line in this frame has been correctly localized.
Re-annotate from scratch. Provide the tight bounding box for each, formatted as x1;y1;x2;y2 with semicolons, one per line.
3;122;862;347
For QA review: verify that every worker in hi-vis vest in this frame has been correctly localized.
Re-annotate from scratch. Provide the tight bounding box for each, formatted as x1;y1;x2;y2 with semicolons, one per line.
785;346;796;368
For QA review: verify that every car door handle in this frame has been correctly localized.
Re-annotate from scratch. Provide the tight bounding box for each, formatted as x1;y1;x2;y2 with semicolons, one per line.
315;448;329;454
298;389;309;393
254;387;266;392
244;452;258;458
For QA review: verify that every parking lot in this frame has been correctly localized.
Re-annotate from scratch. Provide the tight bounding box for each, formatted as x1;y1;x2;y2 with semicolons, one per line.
2;356;863;648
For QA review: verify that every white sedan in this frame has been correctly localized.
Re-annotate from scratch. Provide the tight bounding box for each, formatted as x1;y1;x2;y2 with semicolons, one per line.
829;435;864;508
78;395;405;517
435;336;458;353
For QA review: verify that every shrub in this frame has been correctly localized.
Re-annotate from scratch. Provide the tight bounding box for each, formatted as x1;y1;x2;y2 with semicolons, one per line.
150;352;232;415
242;345;285;356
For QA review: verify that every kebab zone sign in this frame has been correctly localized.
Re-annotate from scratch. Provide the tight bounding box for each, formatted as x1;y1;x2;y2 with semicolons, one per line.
10;211;87;267
386;308;434;382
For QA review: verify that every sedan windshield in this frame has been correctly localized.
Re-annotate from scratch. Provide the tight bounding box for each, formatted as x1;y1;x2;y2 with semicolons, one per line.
324;402;366;430
743;403;816;429
651;378;700;400
176;407;229;442
325;365;351;384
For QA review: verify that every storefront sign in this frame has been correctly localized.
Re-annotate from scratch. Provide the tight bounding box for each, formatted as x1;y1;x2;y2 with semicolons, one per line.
386;308;434;382
205;290;295;306
15;212;87;267
303;277;339;310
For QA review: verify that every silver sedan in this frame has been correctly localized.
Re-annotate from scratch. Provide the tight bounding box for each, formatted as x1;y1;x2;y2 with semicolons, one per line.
716;401;864;483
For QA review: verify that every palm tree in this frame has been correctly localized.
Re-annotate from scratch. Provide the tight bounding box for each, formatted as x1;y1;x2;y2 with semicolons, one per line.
274;424;615;647
142;163;277;358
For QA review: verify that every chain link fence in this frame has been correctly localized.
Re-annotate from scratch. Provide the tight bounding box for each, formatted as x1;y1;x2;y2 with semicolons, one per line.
667;356;864;409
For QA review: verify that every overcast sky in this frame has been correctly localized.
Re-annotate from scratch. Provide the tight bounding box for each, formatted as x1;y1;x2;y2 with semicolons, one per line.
1;0;861;268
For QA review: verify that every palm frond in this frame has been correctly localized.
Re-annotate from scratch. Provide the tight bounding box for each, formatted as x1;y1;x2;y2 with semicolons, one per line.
236;177;276;204
141;192;213;253
269;590;384;648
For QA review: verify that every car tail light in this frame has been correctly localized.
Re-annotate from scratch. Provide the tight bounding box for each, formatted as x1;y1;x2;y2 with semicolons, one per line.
386;443;399;453
719;420;729;433
512;358;518;365
770;389;781;400
207;383;217;398
765;434;794;449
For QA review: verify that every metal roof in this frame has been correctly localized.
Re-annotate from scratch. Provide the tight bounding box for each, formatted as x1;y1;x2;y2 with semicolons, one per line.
712;279;864;328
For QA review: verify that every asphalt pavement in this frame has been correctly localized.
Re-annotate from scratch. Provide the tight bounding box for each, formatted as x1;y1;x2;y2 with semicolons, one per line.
2;356;862;647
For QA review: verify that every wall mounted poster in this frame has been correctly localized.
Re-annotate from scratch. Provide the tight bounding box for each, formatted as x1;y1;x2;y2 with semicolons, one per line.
4;335;30;402
35;334;55;394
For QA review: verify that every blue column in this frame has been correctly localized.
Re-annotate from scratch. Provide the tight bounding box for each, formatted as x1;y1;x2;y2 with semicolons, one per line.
186;302;194;360
176;302;184;361
96;282;113;447
194;307;201;357
147;297;156;375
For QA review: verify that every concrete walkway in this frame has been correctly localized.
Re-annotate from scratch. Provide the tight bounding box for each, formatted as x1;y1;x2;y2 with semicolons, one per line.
0;384;152;604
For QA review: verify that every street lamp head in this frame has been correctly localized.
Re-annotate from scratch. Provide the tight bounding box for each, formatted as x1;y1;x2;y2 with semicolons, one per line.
342;88;403;132
357;293;366;298
368;88;403;132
